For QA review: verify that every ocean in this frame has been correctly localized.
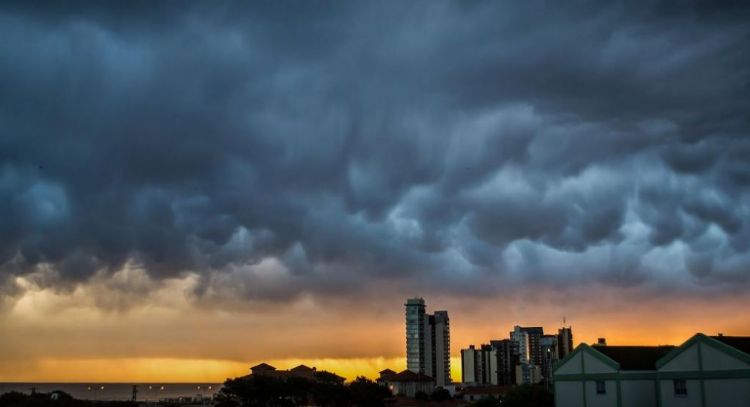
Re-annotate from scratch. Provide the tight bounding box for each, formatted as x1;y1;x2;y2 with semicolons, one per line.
0;383;223;401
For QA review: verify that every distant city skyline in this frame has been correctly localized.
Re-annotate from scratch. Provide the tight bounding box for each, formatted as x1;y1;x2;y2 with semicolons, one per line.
1;1;749;384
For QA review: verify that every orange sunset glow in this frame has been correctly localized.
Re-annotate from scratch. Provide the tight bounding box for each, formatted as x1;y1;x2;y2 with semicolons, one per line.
1;3;750;407
2;271;748;382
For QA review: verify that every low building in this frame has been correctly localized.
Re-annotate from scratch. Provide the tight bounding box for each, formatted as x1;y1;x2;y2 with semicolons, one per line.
247;363;345;384
656;333;750;407
554;333;750;407
515;363;542;385
378;369;435;397
553;343;675;407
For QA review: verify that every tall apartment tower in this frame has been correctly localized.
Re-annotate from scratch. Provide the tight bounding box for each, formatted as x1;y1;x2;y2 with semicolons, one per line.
489;339;515;385
429;311;451;386
540;334;559;383
461;344;496;385
520;326;544;367
510;326;531;364
510;326;544;385
405;298;426;373
557;326;573;358
405;298;451;387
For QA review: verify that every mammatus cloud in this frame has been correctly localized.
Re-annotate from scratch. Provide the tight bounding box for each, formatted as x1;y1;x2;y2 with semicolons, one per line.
0;1;749;308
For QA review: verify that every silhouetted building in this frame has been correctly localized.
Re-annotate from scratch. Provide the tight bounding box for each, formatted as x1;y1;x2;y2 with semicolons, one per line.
510;326;530;364
540;334;559;383
378;369;435;398
248;363;345;383
461;345;496;385
405;298;451;386
509;326;545;385
520;326;544;367
515;363;542;385
427;311;451;386
489;339;515;385
558;326;573;358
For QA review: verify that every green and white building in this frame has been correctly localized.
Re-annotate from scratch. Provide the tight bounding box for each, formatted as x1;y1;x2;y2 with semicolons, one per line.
553;333;750;407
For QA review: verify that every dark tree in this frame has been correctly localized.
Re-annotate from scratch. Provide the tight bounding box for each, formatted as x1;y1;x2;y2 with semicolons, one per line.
215;375;288;407
469;396;500;407
500;385;554;407
348;377;391;407
430;387;451;402
414;391;429;402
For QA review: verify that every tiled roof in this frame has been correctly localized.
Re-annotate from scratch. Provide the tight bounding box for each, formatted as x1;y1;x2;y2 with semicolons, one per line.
711;336;750;356
385;370;435;383
379;368;397;375
594;346;675;370
290;364;314;372
250;363;277;371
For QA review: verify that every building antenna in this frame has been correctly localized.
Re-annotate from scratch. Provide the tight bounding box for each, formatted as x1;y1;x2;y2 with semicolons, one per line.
563;316;566;325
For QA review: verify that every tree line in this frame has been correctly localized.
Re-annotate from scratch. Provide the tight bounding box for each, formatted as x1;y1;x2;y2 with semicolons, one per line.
215;373;391;407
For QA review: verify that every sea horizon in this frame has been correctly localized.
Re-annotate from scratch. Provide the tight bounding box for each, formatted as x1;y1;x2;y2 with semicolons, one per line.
0;383;223;401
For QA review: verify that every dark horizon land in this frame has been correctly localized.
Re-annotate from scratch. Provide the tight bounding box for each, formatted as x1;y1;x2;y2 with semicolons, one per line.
1;0;749;388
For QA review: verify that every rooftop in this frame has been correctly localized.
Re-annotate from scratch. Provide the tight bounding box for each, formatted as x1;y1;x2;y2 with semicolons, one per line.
250;363;276;371
594;346;675;370
711;335;750;356
384;370;435;383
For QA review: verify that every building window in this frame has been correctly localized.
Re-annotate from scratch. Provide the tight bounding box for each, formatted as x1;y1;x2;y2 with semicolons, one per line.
674;379;687;397
595;380;606;395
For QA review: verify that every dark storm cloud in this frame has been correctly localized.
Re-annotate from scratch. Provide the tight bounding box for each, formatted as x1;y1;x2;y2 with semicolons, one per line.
0;1;749;305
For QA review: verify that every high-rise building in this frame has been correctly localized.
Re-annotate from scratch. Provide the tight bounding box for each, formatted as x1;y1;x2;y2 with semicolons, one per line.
461;344;497;385
405;298;426;373
510;326;545;385
489;339;515;385
558;326;573;358
510;326;531;364
428;311;451;386
520;326;544;367
540;334;559;383
461;345;481;384
405;298;451;387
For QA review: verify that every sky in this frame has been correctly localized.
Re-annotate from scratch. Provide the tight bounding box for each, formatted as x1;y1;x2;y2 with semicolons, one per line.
1;1;749;383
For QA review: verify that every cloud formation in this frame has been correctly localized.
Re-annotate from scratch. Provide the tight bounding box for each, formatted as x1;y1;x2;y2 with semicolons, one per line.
1;1;749;307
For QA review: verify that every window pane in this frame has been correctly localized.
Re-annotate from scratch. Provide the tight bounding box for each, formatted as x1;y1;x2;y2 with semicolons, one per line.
673;379;687;396
596;380;606;394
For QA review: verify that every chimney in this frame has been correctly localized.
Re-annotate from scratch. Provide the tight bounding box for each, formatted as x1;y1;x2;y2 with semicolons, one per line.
718;333;724;337
596;338;607;346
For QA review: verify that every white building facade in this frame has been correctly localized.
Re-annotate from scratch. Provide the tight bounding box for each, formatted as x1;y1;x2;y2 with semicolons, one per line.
656;334;750;407
553;334;750;407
